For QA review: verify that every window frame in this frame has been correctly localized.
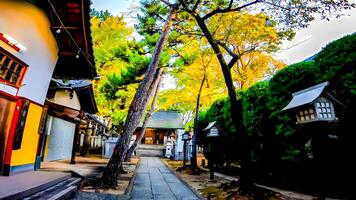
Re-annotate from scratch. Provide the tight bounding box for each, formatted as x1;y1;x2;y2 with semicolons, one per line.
0;46;28;88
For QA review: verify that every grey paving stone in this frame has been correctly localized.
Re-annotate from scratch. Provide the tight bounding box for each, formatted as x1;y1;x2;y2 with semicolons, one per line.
134;174;150;183
130;157;199;200
151;183;171;195
153;194;176;200
162;173;180;183
168;182;198;199
131;189;153;199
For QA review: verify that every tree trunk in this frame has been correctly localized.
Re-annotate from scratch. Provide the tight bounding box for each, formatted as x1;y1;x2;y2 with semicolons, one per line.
101;10;176;186
194;15;250;190
191;66;207;169
125;68;164;161
70;124;80;164
81;127;92;156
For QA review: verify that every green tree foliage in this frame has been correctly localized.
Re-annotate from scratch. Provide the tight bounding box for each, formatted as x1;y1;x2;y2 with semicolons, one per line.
90;9;112;20
136;0;174;67
91;9;150;126
314;34;356;105
313;34;356;173
242;81;270;162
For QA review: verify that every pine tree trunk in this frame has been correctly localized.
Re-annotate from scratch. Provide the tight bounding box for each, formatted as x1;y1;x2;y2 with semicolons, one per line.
125;68;163;161
101;10;176;186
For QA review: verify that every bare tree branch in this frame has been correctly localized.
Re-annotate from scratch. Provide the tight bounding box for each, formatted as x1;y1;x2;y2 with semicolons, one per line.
202;0;260;20
160;0;176;8
216;40;237;58
192;0;202;12
177;0;193;12
228;56;239;69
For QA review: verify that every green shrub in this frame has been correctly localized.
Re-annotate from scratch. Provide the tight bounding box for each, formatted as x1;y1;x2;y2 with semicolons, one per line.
198;33;356;168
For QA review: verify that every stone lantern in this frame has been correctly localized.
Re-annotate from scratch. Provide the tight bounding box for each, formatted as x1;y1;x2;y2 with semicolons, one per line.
182;132;191;167
203;121;220;137
282;81;343;199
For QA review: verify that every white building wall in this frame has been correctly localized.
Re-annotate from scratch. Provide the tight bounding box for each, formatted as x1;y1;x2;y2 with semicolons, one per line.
0;1;58;105
50;90;81;110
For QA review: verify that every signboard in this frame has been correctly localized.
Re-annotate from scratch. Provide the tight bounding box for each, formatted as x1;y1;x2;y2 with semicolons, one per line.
207;127;219;137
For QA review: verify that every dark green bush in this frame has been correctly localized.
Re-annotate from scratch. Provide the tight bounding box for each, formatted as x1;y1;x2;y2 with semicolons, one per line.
198;34;356;184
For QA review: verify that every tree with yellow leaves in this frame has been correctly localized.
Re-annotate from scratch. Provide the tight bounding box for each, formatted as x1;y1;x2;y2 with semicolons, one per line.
208;12;286;89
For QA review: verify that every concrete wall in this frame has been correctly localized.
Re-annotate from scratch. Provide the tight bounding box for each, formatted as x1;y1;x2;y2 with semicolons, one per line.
0;0;58;105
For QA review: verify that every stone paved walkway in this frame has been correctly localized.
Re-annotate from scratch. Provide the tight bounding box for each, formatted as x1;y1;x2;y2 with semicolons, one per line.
131;157;199;200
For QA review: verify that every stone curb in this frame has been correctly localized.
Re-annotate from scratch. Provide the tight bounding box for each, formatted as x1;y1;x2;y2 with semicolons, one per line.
125;157;141;198
253;184;338;200
201;170;322;200
161;159;206;200
197;165;239;182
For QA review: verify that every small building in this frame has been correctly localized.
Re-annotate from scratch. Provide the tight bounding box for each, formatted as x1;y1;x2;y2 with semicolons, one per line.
137;111;184;145
134;111;185;158
41;79;97;163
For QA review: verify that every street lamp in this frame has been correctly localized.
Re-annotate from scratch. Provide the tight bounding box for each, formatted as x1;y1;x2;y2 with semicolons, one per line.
182;132;191;167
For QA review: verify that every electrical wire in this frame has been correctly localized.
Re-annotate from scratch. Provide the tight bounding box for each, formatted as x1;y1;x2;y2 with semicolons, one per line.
47;0;96;70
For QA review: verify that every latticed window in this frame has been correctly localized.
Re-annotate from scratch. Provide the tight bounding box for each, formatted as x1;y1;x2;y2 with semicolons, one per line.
314;98;335;119
0;47;27;87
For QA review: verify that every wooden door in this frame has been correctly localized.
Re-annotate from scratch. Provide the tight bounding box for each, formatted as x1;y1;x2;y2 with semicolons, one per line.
0;94;16;174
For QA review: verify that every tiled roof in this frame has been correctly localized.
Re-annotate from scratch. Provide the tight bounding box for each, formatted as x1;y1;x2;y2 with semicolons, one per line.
140;111;184;129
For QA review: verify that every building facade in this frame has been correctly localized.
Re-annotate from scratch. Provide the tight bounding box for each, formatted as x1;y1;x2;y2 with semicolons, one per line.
0;0;97;175
0;0;58;175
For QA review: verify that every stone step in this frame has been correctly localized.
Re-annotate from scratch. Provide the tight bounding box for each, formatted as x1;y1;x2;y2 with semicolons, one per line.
136;149;164;157
137;144;165;150
23;177;81;200
0;171;72;200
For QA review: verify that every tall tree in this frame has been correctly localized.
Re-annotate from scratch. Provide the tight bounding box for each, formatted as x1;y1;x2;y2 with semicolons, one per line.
102;9;177;186
159;0;355;190
159;11;285;169
191;50;213;168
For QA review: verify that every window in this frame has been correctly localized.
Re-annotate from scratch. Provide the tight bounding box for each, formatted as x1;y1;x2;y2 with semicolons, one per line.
0;47;27;87
297;107;316;123
315;98;334;120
